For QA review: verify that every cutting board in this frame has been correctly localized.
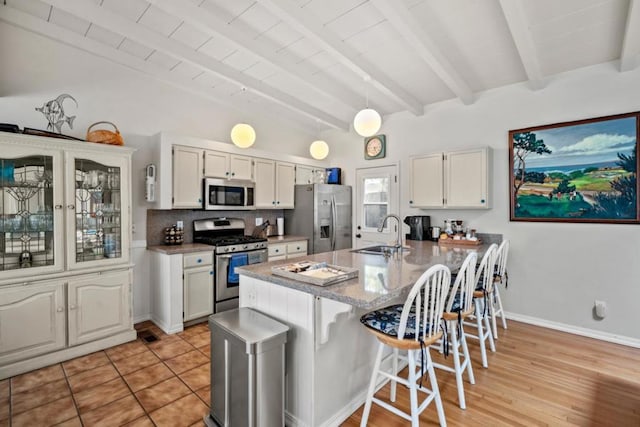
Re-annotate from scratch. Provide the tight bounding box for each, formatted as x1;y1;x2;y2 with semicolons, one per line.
438;238;482;246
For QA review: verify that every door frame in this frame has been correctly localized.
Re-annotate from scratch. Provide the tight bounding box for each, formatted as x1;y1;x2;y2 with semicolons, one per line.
354;163;400;249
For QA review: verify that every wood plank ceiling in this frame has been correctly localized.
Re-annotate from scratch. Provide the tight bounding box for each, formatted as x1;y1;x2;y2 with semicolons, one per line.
0;0;637;132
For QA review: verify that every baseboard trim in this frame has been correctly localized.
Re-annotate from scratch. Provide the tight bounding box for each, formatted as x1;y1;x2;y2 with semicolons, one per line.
133;314;152;325
506;312;640;349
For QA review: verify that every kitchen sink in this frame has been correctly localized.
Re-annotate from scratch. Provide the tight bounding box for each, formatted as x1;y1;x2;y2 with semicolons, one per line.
351;245;409;255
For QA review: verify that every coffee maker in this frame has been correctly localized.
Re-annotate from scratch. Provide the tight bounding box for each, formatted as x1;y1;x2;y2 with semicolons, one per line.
403;216;431;241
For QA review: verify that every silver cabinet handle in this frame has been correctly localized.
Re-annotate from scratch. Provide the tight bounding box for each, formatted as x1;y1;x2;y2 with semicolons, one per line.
55;204;63;209
67;204;75;210
69;304;76;310
57;307;64;312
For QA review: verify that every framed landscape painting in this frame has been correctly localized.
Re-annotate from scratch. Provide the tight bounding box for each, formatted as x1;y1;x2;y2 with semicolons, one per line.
509;112;640;223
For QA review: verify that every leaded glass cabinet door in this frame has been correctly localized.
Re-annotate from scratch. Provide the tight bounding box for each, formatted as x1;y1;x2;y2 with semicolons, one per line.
66;152;130;270
0;147;64;279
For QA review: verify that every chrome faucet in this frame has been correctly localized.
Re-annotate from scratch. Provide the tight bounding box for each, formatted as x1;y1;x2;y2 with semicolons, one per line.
377;214;402;249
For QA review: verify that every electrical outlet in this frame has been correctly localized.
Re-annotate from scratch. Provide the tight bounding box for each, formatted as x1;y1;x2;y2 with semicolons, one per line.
177;220;183;229
255;217;263;226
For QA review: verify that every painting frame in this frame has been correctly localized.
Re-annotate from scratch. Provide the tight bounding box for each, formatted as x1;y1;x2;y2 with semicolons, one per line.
509;111;640;224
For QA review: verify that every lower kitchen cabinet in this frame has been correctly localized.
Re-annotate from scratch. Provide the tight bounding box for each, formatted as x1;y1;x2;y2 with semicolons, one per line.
0;269;134;376
183;251;214;322
268;239;308;261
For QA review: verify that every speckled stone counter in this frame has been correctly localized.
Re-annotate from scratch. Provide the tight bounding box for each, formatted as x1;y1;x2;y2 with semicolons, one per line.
146;243;212;255
267;235;308;244
237;237;499;310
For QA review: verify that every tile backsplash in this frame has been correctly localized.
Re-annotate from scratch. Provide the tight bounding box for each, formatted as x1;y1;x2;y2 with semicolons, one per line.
146;209;285;246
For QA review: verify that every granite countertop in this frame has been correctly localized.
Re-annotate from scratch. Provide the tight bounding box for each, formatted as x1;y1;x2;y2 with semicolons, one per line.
267;235;309;244
147;243;213;255
237;237;500;310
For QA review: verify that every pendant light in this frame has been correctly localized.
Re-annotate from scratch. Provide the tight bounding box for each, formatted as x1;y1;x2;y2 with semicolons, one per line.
230;87;256;148
230;123;256;148
353;76;381;137
309;140;329;160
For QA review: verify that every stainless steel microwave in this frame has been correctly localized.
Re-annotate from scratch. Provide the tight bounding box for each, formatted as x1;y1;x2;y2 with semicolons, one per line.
203;178;255;210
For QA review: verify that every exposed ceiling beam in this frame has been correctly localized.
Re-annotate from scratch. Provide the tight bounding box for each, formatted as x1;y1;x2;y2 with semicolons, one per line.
41;0;348;130
498;0;544;90
621;0;640;72
0;4;320;134
147;0;365;114
257;0;424;116
369;0;473;105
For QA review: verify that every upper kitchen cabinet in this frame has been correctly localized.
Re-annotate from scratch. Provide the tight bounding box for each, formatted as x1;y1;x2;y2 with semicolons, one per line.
296;164;322;185
254;159;295;209
172;145;203;209
204;150;253;181
409;147;491;209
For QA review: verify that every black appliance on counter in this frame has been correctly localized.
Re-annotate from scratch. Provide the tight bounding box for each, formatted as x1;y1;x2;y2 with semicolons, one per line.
193;218;268;313
403;215;431;241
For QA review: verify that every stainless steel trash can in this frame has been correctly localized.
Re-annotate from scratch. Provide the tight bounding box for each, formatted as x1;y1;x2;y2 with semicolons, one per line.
205;308;289;427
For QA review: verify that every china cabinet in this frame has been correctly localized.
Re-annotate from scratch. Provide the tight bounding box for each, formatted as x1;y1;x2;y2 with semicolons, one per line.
409;147;491;209
0;132;135;379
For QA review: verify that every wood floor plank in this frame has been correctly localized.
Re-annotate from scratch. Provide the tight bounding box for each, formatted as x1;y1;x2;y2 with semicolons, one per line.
343;320;640;426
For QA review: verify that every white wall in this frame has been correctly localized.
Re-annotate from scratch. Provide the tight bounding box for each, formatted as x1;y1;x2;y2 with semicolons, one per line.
327;61;640;341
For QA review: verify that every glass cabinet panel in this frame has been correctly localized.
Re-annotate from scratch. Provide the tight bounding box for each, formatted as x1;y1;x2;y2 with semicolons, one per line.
0;156;55;270
74;159;122;263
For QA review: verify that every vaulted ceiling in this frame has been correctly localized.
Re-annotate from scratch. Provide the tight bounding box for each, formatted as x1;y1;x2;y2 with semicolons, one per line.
1;0;638;132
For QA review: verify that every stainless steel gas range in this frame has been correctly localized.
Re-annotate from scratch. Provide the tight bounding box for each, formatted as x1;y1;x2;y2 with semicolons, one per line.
193;218;267;313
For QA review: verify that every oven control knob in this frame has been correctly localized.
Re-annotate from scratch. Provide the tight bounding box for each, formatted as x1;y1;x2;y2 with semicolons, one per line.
224;248;229;253
243;245;248;249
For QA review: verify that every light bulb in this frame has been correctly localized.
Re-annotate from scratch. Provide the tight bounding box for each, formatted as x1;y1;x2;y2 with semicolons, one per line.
230;123;256;148
353;108;381;137
309;140;329;160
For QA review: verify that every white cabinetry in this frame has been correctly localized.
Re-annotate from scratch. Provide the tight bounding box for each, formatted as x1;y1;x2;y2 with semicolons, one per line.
409;147;490;209
183;251;214;322
268;239;307;261
68;270;131;346
204;150;253;181
0;132;135;379
296;165;322;184
173;145;203;208
0;281;66;366
255;159;296;209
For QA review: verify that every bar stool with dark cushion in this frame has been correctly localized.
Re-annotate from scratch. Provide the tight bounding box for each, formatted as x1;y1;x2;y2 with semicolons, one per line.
432;251;477;409
359;264;451;427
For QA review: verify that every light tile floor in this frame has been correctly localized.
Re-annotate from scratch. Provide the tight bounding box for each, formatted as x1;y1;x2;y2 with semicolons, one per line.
0;321;212;427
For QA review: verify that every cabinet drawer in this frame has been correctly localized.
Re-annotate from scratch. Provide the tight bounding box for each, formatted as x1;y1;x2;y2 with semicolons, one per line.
286;241;307;255
268;244;286;257
183;252;213;268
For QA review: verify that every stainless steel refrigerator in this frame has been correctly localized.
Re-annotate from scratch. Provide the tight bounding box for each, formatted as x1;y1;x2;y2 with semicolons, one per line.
284;184;352;254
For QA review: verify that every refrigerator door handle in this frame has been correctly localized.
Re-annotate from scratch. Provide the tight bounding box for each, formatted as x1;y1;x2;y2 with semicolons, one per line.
331;195;337;251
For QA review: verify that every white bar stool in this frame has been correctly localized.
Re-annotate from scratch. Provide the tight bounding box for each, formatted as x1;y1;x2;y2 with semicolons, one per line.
464;243;498;368
359;264;451;427
490;239;510;339
432;251;477;409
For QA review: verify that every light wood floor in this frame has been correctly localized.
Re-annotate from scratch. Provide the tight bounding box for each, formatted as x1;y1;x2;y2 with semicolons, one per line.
342;320;640;426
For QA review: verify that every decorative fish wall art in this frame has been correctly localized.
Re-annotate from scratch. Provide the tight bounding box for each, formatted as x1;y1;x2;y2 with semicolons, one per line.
35;94;78;133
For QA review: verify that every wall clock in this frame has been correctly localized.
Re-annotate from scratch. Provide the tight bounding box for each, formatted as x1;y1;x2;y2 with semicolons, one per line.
364;135;386;160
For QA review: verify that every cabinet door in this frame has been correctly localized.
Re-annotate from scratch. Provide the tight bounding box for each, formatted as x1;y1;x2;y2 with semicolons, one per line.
229;155;253;181
254;159;276;208
183;265;214;321
68;269;131;346
204;150;229;179
295;165;315;184
409;154;444;208
276;162;295;208
0;280;66;365
0;146;64;279
445;148;488;208
66;152;130;270
173;146;203;208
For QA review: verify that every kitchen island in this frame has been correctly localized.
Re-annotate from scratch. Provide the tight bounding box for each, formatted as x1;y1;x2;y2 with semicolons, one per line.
237;237;499;427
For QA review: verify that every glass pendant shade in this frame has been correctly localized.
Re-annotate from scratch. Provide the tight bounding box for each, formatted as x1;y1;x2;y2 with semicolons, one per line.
230;123;256;148
353;108;382;137
309;140;329;160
